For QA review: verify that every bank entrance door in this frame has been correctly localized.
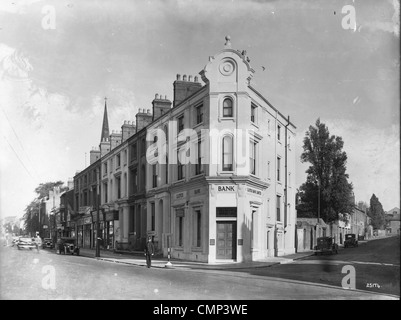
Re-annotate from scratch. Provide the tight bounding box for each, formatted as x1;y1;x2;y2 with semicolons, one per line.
216;221;237;259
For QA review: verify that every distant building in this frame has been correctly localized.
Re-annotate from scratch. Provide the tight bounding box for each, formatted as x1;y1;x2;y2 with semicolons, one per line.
350;206;368;239
385;207;400;235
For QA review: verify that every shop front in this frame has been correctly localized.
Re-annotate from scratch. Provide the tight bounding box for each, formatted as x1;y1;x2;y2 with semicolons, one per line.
92;211;103;249
65;221;76;238
82;215;92;248
104;211;118;249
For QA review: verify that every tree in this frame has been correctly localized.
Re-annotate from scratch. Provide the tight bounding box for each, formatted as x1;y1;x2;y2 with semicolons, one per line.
35;181;66;198
368;194;385;230
296;118;354;223
23;181;68;236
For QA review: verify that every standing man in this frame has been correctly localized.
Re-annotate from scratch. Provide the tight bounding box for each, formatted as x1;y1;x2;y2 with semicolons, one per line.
144;236;155;268
35;231;42;252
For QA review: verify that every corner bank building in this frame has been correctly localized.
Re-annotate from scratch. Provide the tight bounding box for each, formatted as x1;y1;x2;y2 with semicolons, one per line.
74;37;297;263
142;37;297;263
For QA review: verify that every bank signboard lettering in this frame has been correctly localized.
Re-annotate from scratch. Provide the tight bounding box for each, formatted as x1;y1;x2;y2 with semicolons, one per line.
217;185;236;192
247;187;261;195
175;191;187;200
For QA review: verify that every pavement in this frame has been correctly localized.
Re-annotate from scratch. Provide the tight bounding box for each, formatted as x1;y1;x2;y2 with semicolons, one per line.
43;236;385;270
76;247;315;270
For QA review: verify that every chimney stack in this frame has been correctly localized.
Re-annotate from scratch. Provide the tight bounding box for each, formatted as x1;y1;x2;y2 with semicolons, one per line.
152;93;172;121
67;178;74;190
121;120;136;142
173;73;202;107
89;147;101;165
136;108;152;132
110;131;122;150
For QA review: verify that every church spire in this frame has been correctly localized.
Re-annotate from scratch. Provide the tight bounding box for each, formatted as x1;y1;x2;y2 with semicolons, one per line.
100;97;110;142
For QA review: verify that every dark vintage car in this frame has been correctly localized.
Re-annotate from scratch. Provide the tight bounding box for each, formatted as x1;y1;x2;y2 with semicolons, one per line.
314;236;339;255
17;237;39;251
57;237;80;255
344;233;358;248
42;238;54;249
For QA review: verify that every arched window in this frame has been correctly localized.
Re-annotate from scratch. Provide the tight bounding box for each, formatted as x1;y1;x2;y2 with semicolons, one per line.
222;136;233;171
223;98;233;117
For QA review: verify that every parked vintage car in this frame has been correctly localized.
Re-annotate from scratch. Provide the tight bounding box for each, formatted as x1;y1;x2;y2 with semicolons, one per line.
17;237;39;251
11;236;20;247
314;236;339;255
42;238;54;249
57;237;80;255
344;233;358;248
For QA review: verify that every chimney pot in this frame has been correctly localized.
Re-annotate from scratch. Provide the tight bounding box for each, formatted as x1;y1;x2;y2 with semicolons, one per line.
147;109;151;114
177;74;181;81
165;95;167;100
194;76;199;82
155;94;159;99
188;75;192;82
183;74;187;81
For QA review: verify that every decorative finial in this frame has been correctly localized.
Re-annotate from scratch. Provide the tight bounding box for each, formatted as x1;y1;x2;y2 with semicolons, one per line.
224;35;231;48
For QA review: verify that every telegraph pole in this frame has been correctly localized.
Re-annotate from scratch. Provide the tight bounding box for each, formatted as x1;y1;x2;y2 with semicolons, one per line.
38;198;42;238
317;178;320;223
96;167;101;257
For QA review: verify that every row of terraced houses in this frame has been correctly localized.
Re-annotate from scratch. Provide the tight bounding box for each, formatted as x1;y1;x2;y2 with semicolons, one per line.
62;38;297;263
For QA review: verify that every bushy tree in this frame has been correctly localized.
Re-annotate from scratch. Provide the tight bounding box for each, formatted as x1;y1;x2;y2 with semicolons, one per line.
296;119;354;223
368;194;385;229
23;181;67;236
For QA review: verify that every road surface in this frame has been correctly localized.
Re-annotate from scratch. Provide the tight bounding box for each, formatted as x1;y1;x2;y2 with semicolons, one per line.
0;241;398;300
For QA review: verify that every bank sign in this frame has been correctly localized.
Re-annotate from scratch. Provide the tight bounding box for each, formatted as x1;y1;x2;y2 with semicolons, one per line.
217;185;236;192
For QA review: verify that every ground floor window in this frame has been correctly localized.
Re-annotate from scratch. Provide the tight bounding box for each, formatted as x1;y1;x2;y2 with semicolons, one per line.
193;209;202;247
106;221;114;249
175;208;184;247
84;224;91;248
77;226;83;247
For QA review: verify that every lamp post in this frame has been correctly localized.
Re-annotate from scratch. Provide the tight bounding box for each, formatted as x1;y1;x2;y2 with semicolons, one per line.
38;198;43;238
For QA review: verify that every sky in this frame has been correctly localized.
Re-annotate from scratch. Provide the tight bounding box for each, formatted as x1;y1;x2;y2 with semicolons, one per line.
0;0;399;221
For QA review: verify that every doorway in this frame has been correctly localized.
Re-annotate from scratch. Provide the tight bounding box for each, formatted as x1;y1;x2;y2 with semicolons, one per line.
216;221;236;259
